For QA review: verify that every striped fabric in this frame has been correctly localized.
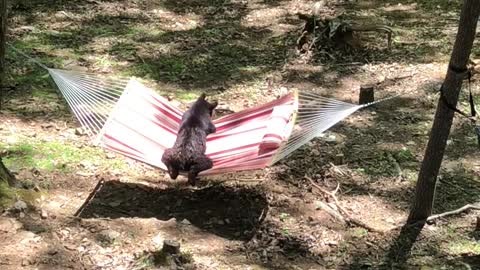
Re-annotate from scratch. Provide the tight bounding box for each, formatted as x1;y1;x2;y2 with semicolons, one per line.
96;79;296;175
260;105;296;150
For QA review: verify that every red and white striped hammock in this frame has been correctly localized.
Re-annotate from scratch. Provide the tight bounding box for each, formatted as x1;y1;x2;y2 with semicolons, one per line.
45;69;393;175
6;44;400;176
96;79;297;175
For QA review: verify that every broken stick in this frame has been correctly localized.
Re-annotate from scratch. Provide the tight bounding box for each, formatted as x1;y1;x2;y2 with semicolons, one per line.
306;176;382;233
427;203;480;222
74;179;105;217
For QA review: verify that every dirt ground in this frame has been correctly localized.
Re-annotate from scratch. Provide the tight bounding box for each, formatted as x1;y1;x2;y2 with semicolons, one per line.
1;0;480;269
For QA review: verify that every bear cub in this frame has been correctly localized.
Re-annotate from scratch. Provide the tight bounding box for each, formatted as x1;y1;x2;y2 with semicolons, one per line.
161;93;218;186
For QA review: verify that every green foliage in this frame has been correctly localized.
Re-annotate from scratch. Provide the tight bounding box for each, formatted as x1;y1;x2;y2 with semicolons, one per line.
403;168;419;182
176;91;202;101
361;148;416;177
447;239;480;255
393;148;415;163
122;57;187;84
281;228;290;236
0;140;126;173
434;168;480;213
0;181;44;209
31;88;58;100
279;212;289;222
351;228;368;239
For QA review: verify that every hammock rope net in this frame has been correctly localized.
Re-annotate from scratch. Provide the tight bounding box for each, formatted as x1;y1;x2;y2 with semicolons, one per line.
43;67;395;175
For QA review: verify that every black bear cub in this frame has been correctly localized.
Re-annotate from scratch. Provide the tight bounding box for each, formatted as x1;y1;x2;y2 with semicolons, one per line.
161;93;218;186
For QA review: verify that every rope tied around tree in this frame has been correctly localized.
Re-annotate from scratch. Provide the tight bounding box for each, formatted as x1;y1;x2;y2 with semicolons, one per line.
440;65;480;146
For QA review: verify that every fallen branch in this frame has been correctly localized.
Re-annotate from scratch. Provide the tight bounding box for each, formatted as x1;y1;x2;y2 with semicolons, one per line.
296;13;393;49
316;200;346;222
328;162;348;177
390;203;480;231
427;203;480;222
306;176;383;233
74;179;105;217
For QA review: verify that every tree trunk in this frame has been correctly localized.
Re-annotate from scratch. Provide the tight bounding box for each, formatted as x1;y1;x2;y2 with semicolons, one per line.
0;0;13;187
0;157;15;186
0;0;6;110
407;0;480;223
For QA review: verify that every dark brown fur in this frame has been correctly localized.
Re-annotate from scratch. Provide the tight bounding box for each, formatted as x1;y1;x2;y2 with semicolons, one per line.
161;94;217;185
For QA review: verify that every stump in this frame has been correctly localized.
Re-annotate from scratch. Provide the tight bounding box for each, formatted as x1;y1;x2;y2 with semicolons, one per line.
162;240;180;255
359;85;375;105
334;154;344;165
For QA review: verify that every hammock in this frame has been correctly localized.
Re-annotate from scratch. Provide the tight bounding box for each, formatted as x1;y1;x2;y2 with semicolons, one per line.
10;47;397;175
46;69;394;175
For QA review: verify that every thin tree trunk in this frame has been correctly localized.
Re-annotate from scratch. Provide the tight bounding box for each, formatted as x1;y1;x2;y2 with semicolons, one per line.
408;0;480;223
0;0;6;110
0;1;13;187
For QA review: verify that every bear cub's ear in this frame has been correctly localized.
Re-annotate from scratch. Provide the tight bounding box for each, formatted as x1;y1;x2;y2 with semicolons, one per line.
209;100;218;109
208;100;218;117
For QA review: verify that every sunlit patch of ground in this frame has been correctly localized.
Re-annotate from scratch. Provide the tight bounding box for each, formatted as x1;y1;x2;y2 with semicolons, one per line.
0;0;479;269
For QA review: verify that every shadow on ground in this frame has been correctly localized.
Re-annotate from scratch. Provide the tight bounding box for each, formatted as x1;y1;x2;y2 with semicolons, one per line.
345;222;426;269
77;180;268;241
9;0;296;92
9;0;463;96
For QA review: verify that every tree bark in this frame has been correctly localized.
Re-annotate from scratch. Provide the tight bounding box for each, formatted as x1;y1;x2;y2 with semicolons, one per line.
407;0;480;223
0;1;13;187
0;0;6;110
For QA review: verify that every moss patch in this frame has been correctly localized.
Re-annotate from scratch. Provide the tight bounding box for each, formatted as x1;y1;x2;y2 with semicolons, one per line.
1;140;126;173
0;181;15;208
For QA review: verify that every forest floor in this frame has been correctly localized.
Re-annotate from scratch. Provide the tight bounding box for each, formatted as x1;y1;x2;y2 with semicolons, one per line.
1;0;480;269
